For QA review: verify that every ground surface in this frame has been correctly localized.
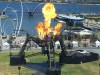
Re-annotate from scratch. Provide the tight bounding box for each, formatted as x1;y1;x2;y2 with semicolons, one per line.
0;50;99;75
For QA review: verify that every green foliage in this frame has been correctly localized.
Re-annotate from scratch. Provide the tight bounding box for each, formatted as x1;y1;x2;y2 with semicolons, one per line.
7;35;15;44
92;32;100;41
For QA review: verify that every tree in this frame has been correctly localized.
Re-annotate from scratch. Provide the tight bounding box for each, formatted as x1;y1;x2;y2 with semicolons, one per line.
7;35;14;44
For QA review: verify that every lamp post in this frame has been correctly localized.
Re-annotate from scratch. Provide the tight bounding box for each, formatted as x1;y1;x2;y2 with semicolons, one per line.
0;11;3;51
0;15;1;50
99;63;100;75
18;66;21;75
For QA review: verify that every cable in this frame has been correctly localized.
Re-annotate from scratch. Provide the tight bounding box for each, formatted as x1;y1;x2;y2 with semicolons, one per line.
2;18;15;33
32;3;44;14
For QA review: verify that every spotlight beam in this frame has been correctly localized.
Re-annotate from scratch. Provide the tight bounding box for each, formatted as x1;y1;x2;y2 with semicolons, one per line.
17;0;23;36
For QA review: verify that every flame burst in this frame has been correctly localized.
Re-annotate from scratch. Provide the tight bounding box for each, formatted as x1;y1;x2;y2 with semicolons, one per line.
36;3;62;39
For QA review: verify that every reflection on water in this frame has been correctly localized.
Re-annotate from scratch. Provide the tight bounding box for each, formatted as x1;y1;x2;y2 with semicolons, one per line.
0;2;100;35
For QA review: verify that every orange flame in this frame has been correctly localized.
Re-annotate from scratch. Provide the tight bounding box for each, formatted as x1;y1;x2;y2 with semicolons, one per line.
36;3;62;39
54;23;62;35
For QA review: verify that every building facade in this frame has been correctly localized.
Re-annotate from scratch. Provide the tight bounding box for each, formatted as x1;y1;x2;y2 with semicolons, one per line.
76;0;100;4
